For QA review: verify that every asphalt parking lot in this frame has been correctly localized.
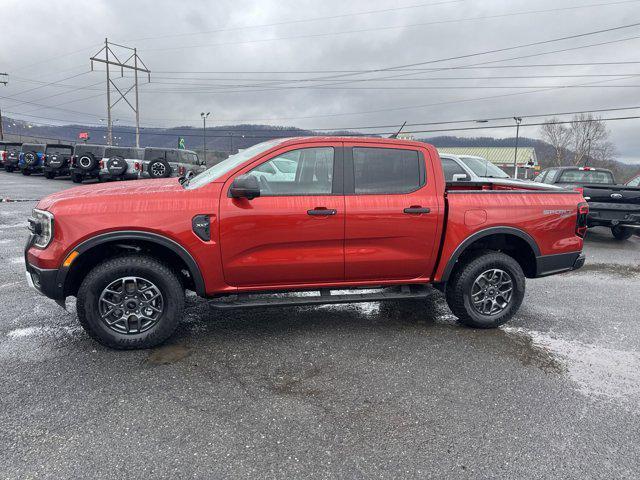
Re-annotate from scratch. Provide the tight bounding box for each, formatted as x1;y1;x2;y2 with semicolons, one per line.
1;172;639;479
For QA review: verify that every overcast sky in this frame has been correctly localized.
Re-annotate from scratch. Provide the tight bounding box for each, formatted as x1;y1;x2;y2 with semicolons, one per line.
2;0;640;163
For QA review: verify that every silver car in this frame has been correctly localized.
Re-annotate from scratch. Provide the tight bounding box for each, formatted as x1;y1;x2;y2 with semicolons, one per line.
139;148;206;179
100;146;144;181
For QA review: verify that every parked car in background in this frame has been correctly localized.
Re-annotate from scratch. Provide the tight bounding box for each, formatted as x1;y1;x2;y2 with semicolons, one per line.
99;146;144;181
18;143;46;176
25;137;587;349
626;173;640;187
535;166;640;240
43;143;74;179
0;141;22;171
139;147;206;179
70;144;106;183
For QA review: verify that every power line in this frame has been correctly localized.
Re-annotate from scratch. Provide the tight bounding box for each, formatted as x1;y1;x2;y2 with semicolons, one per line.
138;1;640;52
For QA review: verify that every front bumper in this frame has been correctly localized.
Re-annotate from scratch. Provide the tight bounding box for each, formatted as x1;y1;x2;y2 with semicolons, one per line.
24;235;65;307
535;251;585;277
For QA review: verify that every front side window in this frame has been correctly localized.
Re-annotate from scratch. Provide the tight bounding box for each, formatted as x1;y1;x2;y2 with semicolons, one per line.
627;176;640;187
246;147;334;196
441;158;467;181
353;147;422;194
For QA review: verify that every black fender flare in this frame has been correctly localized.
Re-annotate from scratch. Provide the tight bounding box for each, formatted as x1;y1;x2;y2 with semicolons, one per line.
57;230;206;297
440;226;541;283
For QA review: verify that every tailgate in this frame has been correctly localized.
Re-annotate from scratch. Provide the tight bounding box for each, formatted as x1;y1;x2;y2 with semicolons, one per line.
583;184;640;206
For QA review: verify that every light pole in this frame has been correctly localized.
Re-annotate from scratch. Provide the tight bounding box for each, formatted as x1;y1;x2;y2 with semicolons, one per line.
513;117;522;179
201;112;210;161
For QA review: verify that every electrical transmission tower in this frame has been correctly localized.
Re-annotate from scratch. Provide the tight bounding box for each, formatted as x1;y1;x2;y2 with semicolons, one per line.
90;38;150;147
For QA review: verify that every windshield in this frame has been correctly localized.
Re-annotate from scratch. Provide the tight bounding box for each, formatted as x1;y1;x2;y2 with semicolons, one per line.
459;156;510;178
558;169;615;184
185;139;287;189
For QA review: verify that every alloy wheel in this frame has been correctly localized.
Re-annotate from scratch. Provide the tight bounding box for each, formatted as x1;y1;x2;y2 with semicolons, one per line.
470;268;513;316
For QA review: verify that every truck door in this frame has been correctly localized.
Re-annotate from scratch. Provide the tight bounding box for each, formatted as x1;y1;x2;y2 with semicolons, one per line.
343;144;441;281
219;143;345;287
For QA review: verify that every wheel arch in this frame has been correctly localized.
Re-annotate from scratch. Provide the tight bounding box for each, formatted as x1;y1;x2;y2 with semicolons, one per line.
440;226;541;283
58;231;206;298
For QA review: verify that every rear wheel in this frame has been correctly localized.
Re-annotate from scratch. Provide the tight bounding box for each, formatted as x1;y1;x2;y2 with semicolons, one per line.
4;166;14;173
445;251;525;329
611;225;633;240
21;169;31;176
77;255;185;349
71;173;83;183
44;171;55;179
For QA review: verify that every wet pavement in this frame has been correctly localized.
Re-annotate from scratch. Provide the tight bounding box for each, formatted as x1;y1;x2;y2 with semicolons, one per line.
1;171;639;478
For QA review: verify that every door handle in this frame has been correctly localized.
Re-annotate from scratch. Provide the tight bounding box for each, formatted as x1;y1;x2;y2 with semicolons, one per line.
403;206;431;214
307;208;337;216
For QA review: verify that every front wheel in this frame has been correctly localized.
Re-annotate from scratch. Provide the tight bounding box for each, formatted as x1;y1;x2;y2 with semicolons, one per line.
21;169;31;176
77;255;185;349
445;251;525;329
44;171;55;179
611;225;633;240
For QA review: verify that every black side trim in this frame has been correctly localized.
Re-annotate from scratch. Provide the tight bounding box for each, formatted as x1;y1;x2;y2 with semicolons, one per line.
440;226;542;282
57;231;207;297
535;251;583;277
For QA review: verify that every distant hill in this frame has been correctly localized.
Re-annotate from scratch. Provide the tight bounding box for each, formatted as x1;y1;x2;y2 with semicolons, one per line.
2;116;637;179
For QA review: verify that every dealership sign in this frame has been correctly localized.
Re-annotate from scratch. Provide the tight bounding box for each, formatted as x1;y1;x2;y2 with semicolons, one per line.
78;132;90;140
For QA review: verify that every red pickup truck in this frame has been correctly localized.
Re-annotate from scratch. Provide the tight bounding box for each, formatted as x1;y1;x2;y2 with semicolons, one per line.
25;137;587;349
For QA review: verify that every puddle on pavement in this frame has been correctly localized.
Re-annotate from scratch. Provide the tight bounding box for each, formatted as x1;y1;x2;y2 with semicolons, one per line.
576;263;640;278
145;344;192;365
503;326;640;407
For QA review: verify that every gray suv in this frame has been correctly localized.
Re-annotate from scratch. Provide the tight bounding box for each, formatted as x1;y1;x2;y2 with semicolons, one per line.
99;147;144;181
139;147;206;179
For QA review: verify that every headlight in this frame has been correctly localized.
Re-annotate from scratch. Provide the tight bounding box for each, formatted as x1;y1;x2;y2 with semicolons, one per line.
28;209;54;249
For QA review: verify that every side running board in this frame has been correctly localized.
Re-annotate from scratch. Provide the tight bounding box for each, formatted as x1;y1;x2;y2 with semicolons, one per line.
210;285;430;309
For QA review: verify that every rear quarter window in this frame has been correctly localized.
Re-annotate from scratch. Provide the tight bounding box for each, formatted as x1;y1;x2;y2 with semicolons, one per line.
105;147;139;158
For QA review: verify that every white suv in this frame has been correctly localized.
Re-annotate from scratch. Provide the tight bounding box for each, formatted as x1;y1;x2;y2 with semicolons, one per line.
99;147;144;181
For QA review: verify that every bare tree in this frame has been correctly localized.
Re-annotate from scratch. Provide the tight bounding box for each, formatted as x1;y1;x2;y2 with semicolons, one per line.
540;114;615;166
539;118;571;166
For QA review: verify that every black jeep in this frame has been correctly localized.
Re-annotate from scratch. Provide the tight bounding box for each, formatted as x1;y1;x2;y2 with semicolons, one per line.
43;144;74;179
69;144;106;183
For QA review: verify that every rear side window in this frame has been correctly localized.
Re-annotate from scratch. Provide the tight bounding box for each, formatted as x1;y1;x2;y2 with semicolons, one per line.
441;158;467;181
353;147;423;194
75;146;105;157
106;147;141;159
558;169;615;184
21;144;45;152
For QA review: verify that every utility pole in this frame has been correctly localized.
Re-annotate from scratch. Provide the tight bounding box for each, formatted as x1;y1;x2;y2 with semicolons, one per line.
201;112;210;161
90;39;150;147
513;117;522;179
585;137;592;167
0;73;7;141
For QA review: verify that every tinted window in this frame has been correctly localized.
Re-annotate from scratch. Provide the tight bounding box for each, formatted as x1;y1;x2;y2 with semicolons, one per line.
105;147;140;159
46;146;73;155
21;144;45;152
543;169;559;184
441;158;467;181
75;145;105;156
353;147;422;194
246;147;334;196
557;169;615;184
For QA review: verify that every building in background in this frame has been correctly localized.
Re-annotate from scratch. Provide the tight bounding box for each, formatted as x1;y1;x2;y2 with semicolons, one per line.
437;147;538;179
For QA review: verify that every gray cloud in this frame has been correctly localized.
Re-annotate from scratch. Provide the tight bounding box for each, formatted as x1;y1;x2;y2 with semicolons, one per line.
2;0;640;163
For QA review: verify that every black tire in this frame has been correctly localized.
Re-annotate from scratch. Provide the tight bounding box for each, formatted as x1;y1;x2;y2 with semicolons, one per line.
71;173;83;183
77;153;97;171
4;166;14;173
106;156;128;177
77;255;185;350
611;225;633;240
21;169;31;176
147;158;172;178
445;251;525;329
44;171;55;179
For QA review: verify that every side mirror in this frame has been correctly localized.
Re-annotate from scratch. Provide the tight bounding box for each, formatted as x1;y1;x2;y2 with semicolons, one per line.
230;175;260;200
200;161;206;166
452;173;469;182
